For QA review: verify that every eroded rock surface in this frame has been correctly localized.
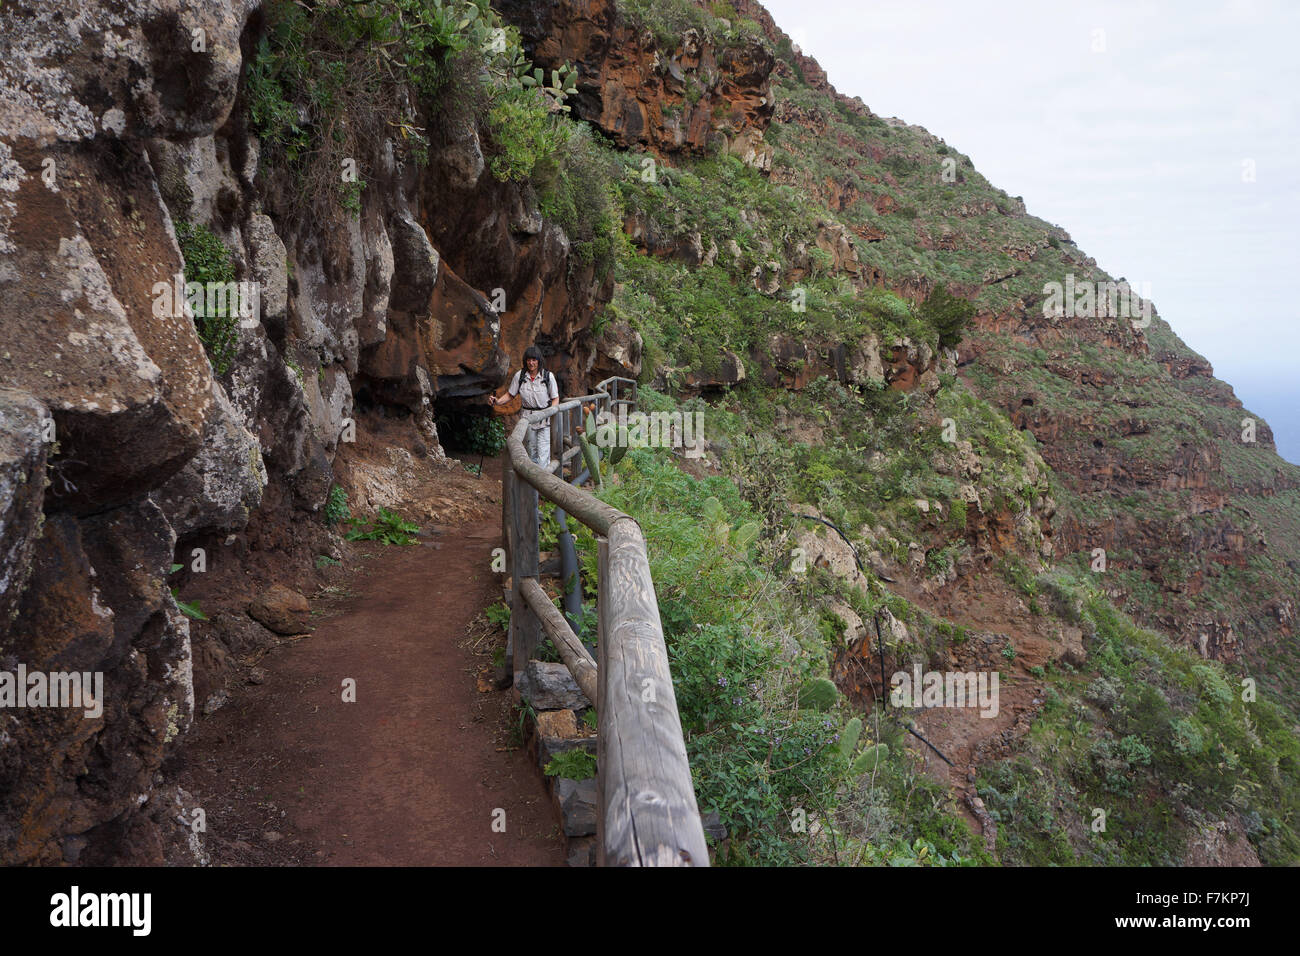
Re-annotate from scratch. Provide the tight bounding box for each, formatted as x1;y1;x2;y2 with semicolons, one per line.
0;0;643;863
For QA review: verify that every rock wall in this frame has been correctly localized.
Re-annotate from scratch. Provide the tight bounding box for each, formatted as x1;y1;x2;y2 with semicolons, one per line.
0;0;630;864
0;0;256;865
497;0;776;162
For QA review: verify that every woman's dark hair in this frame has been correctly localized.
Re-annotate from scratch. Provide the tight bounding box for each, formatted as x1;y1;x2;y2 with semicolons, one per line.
523;345;545;373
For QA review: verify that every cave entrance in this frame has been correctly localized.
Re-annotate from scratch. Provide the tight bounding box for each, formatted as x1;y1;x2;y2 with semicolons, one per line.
433;392;507;471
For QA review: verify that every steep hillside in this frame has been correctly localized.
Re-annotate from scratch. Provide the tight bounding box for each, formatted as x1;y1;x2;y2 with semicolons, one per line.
746;0;1300;698
511;0;1300;693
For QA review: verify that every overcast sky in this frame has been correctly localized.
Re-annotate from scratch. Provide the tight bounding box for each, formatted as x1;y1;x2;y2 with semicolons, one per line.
762;0;1299;462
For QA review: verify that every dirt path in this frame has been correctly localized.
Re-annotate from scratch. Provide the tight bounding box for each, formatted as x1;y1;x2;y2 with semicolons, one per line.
173;511;564;866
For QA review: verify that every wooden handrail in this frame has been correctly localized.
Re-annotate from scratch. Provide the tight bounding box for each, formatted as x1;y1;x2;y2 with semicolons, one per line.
507;429;623;534
503;375;709;867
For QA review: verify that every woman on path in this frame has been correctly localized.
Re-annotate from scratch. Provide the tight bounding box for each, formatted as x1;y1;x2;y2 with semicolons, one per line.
489;345;559;469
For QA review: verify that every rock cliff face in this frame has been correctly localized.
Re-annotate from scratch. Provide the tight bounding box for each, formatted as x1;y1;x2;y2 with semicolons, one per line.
0;0;254;865
497;0;775;162
0;0;632;863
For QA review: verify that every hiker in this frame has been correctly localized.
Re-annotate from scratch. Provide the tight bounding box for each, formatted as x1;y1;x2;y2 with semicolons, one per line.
489;345;559;469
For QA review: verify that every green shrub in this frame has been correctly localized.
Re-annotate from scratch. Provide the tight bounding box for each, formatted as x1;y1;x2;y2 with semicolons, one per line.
174;220;239;375
1192;663;1234;708
324;484;351;527
480;85;620;272
468;416;507;456
537;125;621;273
919;282;976;349
1117;734;1153;767
1170;716;1205;757
485;601;511;629
618;0;714;48
245;0;429;219
544;748;597;780
882;154;919;177
345;507;420;545
246;0;566;229
340;178;366;217
486;86;556;183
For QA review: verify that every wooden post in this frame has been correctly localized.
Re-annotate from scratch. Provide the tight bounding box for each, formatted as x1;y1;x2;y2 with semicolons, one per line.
501;460;514;570
510;462;541;679
552;407;564;474
598;518;710;867
596;536;609;868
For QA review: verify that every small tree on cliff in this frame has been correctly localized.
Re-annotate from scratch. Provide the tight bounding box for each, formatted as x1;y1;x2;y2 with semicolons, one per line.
919;283;976;349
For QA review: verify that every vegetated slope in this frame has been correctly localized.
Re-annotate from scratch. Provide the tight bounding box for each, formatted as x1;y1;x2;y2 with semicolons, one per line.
499;0;1300;864
743;0;1300;702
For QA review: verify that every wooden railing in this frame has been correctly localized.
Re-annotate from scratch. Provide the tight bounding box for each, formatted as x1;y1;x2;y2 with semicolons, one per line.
502;376;709;866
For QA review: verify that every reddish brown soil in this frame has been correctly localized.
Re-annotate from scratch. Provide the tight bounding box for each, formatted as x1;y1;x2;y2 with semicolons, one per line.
172;503;564;866
898;572;1055;783
868;569;1062;844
